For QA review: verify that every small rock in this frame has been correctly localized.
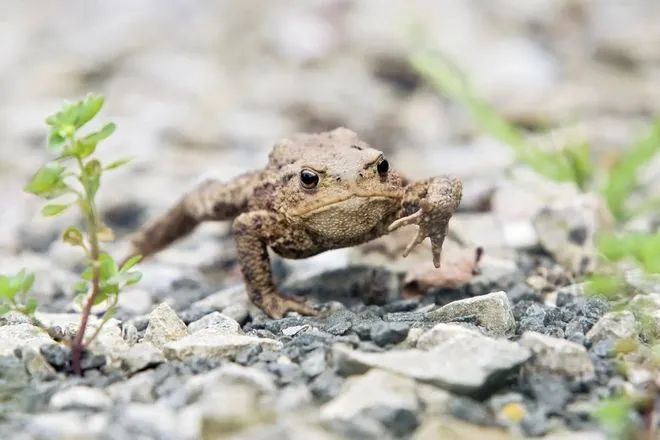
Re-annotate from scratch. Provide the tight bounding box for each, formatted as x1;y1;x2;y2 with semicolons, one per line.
282;324;310;337
310;370;344;402
0;311;32;326
200;384;275;437
425;291;516;337
413;417;510;440
321;369;419;436
532;194;609;274
0;323;53;356
122;342;165;373
21;346;57;380
163;328;282;362
334;324;531;396
301;348;327;377
520;331;595;380
188;312;240;334
50;386;112;411
586;311;638;344
369;322;410;346
144;303;189;349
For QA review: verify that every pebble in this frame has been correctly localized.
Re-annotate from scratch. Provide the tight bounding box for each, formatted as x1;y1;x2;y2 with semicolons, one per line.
334;324;531;396
50;386;112;411
586;311;638;344
520;331;595;380
143;303;189;350
426;291;516;337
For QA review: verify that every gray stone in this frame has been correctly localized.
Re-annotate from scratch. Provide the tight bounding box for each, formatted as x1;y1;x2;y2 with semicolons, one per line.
425;291;516;337
50;386;112;411
163;328;282;361
519;331;595;380
301;348;327;377
20;346;56;379
334;324;530;396
185;363;276;398
122;341;165;373
321;369;418;427
586;310;638;344
370;322;410;346
144;302;189;349
188;311;241;334
25;411;109;440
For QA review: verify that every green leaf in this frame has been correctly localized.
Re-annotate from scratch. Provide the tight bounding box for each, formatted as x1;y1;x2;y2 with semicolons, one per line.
47;131;67;154
124;271;142;286
0;304;10;315
120;255;142;272
602;121;660;221
74;94;104;129
92;291;109;306
104;157;132;171
102;305;118;322
82;159;102;198
20;271;35;294
75;122;116;159
24;162;68;199
41;203;70;217
23;299;38;315
0;275;9;298
98;253;118;282
73;280;89;294
62;226;84;247
84;122;115;144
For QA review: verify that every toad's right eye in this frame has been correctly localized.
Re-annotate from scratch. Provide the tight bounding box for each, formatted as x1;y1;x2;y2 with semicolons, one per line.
300;169;319;189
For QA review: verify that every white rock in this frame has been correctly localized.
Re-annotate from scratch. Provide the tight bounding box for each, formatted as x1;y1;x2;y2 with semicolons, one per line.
144;302;189;349
122;342;165;373
425;291;516;337
532;193;611;274
0;323;53;356
185;363;276;398
520;331;595;380
50;386;112;411
334;324;530;395
163;328;282;362
107;371;156;403
25;411;109;440
282;324;310;336
586;311;638;344
321;369;418;421
200;384;275;437
188;312;240;334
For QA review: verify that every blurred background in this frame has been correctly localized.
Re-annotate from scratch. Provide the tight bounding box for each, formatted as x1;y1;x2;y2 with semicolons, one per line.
1;0;659;253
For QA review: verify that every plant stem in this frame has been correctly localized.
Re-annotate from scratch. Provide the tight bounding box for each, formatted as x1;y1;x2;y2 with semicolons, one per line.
71;155;101;376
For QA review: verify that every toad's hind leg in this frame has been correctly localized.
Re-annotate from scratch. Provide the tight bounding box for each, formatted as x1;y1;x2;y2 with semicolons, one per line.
130;172;261;259
233;211;318;318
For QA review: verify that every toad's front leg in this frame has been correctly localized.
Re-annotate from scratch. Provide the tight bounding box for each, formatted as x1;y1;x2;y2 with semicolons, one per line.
233;211;317;319
389;176;462;268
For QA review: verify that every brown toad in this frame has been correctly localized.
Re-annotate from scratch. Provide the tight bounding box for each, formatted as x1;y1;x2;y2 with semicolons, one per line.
130;128;462;318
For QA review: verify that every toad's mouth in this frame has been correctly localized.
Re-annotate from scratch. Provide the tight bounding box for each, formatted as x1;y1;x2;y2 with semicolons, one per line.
290;192;402;218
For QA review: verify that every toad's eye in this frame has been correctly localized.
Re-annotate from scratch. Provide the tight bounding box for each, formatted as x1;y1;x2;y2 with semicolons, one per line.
300;169;319;189
377;158;389;175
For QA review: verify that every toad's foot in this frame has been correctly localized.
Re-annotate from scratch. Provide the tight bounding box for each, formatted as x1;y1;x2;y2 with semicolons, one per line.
261;293;318;319
389;176;462;268
388;199;449;267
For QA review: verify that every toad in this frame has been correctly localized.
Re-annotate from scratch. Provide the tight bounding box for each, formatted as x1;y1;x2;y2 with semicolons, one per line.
130;128;462;318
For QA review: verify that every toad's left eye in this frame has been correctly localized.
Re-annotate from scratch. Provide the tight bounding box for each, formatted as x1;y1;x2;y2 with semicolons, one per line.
377;158;389;175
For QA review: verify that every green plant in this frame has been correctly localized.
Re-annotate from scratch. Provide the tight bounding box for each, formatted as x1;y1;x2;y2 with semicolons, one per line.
24;94;142;375
592;395;638;440
410;51;660;218
0;269;37;316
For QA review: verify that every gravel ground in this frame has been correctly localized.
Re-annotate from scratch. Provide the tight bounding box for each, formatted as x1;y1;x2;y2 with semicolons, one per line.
0;1;659;439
